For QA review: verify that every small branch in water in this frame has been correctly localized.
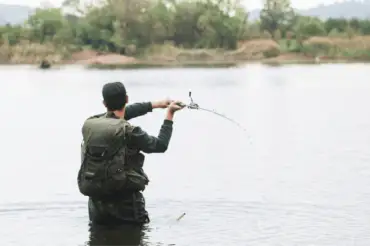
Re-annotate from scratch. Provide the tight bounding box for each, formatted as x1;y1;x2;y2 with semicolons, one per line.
176;212;186;221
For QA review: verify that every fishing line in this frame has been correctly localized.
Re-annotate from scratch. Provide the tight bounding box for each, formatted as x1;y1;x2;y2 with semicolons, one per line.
179;91;251;139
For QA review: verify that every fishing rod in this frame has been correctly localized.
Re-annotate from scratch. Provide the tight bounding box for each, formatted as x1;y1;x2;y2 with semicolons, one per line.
178;90;249;134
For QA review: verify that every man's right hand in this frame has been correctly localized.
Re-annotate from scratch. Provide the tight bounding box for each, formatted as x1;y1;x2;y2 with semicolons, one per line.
166;101;185;121
168;101;185;113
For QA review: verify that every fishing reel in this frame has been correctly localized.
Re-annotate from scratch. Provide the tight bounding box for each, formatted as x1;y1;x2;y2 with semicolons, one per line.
177;90;199;109
187;90;199;109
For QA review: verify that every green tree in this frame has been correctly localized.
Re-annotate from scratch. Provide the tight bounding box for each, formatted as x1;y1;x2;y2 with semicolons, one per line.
349;18;360;30
293;16;326;39
0;24;24;45
260;0;295;35
171;0;248;49
0;0;251;54
324;18;348;33
358;20;370;35
246;21;262;39
27;7;68;43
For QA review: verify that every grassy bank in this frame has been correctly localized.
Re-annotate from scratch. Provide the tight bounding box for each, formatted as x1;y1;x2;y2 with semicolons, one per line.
278;36;370;60
2;36;370;68
0;41;74;65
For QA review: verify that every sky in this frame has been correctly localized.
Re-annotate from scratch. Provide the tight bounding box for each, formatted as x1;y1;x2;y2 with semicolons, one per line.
0;0;348;10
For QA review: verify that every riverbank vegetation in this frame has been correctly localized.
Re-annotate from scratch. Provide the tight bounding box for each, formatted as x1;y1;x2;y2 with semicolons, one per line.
1;0;370;66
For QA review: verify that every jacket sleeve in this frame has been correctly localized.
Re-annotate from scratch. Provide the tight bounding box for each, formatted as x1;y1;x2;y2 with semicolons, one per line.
128;120;173;153
124;102;153;121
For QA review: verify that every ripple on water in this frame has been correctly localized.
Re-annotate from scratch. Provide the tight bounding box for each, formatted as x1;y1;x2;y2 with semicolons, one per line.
146;200;370;246
1;200;370;246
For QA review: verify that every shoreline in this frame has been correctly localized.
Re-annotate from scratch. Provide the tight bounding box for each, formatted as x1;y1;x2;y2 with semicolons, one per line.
2;51;370;69
2;58;370;69
51;55;370;69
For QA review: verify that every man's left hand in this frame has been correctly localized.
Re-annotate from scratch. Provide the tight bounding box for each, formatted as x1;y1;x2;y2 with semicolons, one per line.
151;99;173;109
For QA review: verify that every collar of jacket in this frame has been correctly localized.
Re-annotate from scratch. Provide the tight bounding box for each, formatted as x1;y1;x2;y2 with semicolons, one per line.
105;111;119;119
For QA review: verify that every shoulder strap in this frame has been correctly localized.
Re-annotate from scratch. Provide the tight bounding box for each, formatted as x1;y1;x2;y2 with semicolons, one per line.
104;119;127;159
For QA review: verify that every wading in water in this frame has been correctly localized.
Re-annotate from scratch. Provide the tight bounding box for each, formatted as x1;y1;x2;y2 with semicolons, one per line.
77;81;184;230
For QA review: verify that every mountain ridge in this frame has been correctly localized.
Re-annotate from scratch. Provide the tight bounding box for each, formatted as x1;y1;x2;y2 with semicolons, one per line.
248;1;370;20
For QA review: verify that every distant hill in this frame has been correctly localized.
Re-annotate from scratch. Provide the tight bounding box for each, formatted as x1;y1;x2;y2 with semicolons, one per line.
300;1;370;19
1;1;370;26
248;0;370;21
0;4;33;25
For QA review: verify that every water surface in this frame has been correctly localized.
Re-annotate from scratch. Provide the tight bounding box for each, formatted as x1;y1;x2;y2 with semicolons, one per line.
1;64;370;245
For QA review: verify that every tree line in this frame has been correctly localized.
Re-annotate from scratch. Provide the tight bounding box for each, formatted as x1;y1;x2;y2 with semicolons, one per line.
1;0;370;55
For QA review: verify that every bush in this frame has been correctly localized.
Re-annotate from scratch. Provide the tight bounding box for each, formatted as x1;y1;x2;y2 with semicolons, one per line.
302;37;338;56
227;39;280;60
263;47;280;58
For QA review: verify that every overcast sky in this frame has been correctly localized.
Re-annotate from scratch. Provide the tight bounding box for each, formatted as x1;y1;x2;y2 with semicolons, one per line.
0;0;345;10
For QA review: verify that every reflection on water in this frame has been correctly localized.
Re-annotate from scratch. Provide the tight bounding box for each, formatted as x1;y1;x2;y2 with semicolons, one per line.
88;223;147;246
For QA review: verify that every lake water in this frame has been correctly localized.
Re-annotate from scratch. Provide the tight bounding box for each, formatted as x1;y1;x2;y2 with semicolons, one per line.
1;64;370;246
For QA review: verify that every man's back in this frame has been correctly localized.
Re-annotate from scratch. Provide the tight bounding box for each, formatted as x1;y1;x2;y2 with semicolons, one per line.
77;81;185;226
79;112;150;225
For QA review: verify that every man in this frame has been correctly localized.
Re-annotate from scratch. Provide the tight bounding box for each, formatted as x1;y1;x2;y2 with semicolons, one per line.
77;81;184;226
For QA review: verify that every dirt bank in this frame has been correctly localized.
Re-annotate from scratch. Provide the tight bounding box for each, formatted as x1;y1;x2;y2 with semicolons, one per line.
66;39;283;67
68;50;137;65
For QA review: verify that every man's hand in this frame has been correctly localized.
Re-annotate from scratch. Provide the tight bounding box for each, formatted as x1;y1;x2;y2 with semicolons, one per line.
151;99;173;109
165;101;185;121
168;101;185;113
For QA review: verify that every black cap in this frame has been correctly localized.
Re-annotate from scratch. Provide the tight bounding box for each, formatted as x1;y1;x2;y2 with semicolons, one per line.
102;82;127;111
